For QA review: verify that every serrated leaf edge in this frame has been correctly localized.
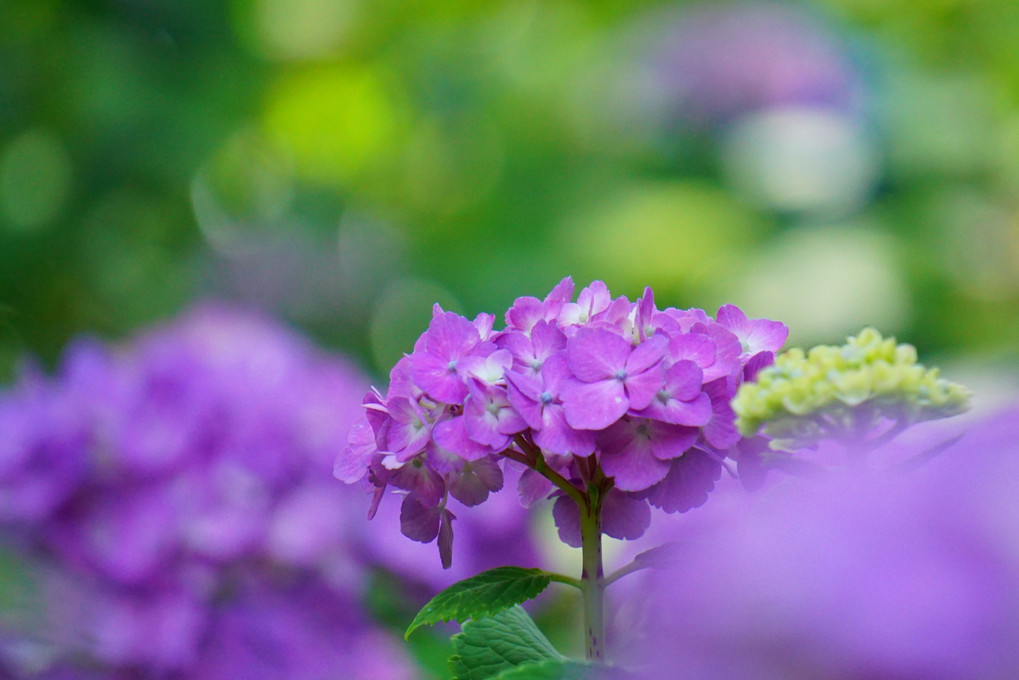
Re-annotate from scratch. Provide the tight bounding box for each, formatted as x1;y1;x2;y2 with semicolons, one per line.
405;566;553;638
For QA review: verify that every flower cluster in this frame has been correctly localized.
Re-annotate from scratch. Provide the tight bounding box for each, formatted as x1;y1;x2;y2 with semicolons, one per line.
732;327;971;451
0;305;416;677
338;278;788;563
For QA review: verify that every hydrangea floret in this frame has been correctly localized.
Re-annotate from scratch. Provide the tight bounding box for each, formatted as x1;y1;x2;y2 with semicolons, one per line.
732;327;971;454
336;277;788;663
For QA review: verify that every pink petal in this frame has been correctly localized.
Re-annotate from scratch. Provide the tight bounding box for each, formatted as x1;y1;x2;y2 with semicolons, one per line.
667;332;717;368
505;372;544;431
505;297;544;332
667;361;705;401
433;417;493;461
544;276;575;306
627;334;668;375
409;352;467;404
530;320;566;361
567;328;630;382
561;378;628;430
656;392;713;427
624;364;666;411
534;405;597;457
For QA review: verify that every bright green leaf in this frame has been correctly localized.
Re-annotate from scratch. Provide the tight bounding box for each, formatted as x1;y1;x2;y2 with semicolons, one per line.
405;566;555;638
448;605;564;680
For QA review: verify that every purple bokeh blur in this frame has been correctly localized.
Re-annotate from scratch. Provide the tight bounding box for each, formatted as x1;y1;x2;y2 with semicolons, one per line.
618;405;1019;679
0;304;541;677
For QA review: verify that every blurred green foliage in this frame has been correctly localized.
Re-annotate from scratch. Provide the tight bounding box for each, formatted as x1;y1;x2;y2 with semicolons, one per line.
2;0;1019;383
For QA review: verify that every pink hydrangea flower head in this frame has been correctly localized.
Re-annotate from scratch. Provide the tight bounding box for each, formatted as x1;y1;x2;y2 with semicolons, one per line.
338;280;788;563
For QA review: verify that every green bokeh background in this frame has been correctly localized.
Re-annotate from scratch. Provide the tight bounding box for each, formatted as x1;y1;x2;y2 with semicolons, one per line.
2;0;1018;383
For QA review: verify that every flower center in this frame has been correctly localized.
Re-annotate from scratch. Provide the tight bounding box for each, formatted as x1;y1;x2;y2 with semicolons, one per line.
614;369;628;381
540;391;554;404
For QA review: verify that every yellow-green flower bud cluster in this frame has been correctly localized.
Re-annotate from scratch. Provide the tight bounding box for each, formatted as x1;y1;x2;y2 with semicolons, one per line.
733;327;971;450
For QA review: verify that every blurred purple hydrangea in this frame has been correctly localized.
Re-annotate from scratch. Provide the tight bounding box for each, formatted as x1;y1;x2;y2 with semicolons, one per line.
337;278;787;565
0;304;540;677
633;2;866;131
619;405;1019;680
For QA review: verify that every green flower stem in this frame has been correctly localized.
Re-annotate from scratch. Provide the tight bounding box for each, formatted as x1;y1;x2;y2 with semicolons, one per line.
510;435;606;661
579;486;605;663
512;435;587;509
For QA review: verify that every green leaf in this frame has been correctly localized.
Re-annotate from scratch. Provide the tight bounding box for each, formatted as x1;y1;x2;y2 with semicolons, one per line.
490;659;598;680
405;566;555;638
448;605;564;680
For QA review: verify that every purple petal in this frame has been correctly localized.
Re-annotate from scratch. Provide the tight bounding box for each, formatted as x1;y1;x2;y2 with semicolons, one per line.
518;468;555;507
462;349;512;384
335;417;374;483
702;379;741;450
626;334;668;375
544;276;575;305
530;320;566;362
472;313;495;340
640;448;722;514
422;311;479;359
505;372;544;431
717;304;789;355
449;458;504;507
698;324;743;382
598;420;671;491
649;422;700;460
498;330;534;366
539;352;570;394
667;360;705;401
577;281;611;314
433;417;493;461
643;392;712;427
636;287;657;340
567;328;630;382
561;378;628;430
400;495;441;543
506;296;545;332
552;493;582;548
743;350;775;382
534;405;597;457
389;460;444;507
623;364;666;411
667;332;717;368
601;490;651;541
715;304;750;336
409;352;467;404
438;509;455;569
